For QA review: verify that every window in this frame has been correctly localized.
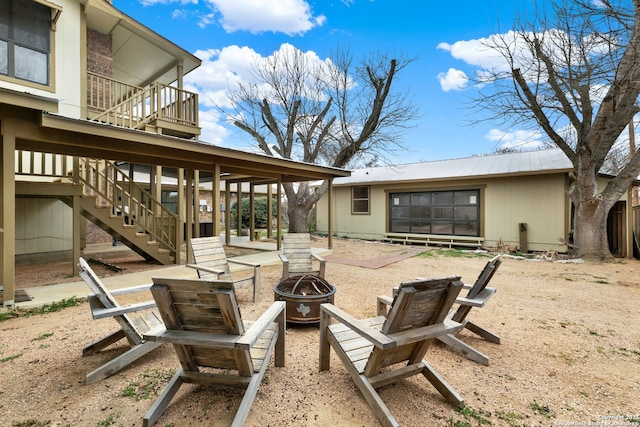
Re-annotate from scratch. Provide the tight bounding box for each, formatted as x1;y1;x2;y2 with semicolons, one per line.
352;186;370;214
389;189;480;236
0;0;51;85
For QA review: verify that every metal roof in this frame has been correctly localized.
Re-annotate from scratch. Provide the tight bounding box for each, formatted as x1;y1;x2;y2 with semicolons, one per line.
334;148;573;186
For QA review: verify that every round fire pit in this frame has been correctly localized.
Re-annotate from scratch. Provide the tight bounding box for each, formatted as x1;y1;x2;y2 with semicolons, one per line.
274;274;336;324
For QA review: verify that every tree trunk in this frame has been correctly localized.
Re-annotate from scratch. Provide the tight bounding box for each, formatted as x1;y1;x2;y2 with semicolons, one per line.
572;201;614;262
287;204;310;233
282;182;323;233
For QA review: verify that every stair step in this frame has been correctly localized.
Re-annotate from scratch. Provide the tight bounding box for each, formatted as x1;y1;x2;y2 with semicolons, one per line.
158;248;170;254
123;224;136;229
147;241;160;246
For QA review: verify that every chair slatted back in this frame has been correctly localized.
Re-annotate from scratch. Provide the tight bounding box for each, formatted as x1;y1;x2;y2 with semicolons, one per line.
365;276;463;376
150;277;252;375
189;237;231;279
282;233;314;274
79;257;142;343
451;255;502;323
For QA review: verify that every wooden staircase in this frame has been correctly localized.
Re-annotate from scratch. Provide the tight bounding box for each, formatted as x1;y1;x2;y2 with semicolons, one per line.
60;194;174;265
15;151;181;265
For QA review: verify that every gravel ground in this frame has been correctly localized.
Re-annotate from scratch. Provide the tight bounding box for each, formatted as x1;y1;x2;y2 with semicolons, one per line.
1;237;639;426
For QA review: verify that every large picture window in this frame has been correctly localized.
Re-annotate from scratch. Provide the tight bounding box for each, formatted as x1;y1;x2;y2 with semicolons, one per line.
389;189;480;236
0;0;51;85
352;186;370;214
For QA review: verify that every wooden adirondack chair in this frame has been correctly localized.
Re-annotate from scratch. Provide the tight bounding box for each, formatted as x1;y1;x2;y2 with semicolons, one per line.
78;257;163;384
279;233;326;280
319;276;465;427
142;277;286;427
187;236;261;302
436;254;502;365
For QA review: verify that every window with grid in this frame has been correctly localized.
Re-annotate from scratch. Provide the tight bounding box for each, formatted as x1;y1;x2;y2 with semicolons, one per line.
352;186;370;214
0;0;51;85
389;189;480;236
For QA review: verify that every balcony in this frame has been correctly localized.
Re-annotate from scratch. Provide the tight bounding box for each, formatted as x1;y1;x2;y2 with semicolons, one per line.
86;72;200;139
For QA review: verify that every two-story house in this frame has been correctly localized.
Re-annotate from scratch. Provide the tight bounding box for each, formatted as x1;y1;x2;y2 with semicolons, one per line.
0;0;349;307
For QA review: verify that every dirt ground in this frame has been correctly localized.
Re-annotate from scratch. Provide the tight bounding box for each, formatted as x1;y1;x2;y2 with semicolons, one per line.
2;237;639;427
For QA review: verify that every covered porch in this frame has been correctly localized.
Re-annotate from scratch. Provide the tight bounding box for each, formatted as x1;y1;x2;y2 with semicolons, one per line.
1;103;349;308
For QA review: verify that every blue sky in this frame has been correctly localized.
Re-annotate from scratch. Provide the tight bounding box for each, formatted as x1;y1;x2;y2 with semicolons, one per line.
115;0;545;164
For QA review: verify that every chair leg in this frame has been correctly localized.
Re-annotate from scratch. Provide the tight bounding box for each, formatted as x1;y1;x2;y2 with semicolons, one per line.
352;373;400;427
86;341;162;384
465;320;501;344
82;329;126;356
143;369;184;427
318;309;331;371
422;361;464;408
252;266;260;303
437;334;490;366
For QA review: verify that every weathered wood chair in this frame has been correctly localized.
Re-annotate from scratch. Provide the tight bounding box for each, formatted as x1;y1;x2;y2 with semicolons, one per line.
187;236;261;302
142;277;286;427
78;257;163;384
279;233;326;280
436;254;502;365
319;276;465;427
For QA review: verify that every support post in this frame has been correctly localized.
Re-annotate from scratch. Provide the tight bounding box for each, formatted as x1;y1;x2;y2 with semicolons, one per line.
185;168;193;263
225;180;231;245
249;183;255;241
1;130;16;307
328;178;333;249
212;164;221;236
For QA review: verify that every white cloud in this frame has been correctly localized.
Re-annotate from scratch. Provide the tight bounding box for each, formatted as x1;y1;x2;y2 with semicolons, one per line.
185;46;263;108
197;108;232;146
485;128;546;151
437;36;510;71
203;0;325;35
437;68;468;92
140;0;197;6
185;43;337;145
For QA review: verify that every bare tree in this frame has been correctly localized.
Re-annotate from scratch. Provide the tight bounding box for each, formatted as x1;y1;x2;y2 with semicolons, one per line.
469;0;640;261
228;45;417;232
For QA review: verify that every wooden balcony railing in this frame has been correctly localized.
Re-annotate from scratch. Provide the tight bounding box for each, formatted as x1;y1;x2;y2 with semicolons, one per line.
87;72;199;137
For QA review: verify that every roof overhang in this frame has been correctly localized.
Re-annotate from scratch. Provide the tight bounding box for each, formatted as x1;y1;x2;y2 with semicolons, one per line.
82;0;201;87
0;87;58;113
32;113;350;183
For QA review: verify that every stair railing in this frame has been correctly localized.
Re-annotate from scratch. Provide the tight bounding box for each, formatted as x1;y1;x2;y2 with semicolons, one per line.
75;158;180;258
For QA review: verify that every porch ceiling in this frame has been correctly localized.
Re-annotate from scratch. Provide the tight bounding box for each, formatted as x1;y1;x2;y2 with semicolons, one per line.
83;0;201;87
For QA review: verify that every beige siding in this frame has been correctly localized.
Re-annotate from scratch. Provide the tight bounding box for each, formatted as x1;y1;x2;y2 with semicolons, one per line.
16;199;73;255
483;174;568;251
317;173;571;252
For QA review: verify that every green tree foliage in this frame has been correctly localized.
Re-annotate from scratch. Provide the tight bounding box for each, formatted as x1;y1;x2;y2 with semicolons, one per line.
232;197;276;229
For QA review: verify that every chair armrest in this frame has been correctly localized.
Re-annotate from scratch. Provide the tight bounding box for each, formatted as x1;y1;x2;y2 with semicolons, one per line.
321;303;395;349
186;263;225;276
456;287;496;307
143;327;241;349
278;254;289;262
311;253;326;262
109;283;153;296
389;319;464;347
227;258;261;268
91;300;157;319
376;295;393;316
238;301;286;349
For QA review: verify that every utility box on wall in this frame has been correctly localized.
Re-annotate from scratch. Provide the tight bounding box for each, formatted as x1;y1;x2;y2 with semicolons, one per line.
519;223;528;253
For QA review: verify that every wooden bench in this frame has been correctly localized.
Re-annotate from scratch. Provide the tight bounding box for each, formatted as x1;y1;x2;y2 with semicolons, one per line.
383;232;484;248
